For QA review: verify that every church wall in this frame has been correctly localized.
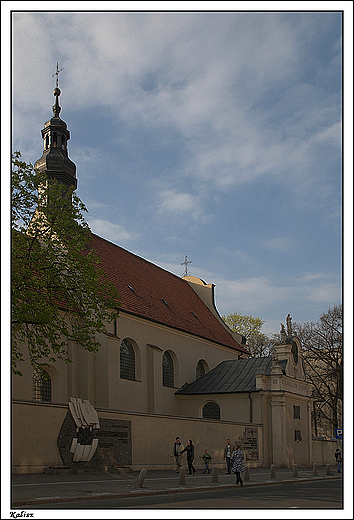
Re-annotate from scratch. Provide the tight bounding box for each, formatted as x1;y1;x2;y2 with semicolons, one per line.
177;393;256;424
105;312;241;415
12;310;241;415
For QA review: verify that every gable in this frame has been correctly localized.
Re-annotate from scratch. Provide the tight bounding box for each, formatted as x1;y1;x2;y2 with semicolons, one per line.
91;233;247;354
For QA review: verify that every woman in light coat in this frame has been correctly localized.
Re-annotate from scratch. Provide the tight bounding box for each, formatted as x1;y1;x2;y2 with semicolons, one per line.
231;444;245;486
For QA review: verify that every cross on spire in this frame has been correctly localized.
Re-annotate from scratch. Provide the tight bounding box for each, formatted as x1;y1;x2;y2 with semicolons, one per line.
52;62;64;88
181;256;192;277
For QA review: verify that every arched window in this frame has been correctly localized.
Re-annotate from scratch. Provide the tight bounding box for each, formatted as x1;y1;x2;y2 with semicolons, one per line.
120;339;135;380
163;351;174;387
33;369;52;402
202;402;220;420
196;360;206;379
53;132;57;147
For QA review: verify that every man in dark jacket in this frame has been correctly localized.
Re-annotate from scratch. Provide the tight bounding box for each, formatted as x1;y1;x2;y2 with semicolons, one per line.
172;437;184;472
224;439;235;474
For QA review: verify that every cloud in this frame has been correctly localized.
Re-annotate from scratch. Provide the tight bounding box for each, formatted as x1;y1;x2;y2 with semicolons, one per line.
87;218;139;243
261;237;293;251
11;12;341;218
156;189;209;222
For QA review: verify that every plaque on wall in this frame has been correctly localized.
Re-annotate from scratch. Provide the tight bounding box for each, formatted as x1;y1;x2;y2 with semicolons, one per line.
241;427;259;461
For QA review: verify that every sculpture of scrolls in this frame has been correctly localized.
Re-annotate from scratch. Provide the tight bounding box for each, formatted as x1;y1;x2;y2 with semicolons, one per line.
68;397;100;462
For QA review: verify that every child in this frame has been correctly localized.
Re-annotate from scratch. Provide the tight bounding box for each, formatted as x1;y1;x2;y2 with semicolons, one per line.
201;449;213;474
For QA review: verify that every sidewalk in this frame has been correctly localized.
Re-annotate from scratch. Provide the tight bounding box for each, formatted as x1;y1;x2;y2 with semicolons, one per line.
11;465;341;508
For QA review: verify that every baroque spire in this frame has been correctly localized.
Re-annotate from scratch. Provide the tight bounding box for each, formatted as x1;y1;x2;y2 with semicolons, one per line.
34;63;77;190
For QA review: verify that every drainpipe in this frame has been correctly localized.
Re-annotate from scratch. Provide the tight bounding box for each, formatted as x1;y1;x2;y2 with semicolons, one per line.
249;392;253;423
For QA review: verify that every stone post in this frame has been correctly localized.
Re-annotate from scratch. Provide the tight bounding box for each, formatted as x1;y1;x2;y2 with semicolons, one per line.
137;468;147;488
244;466;250;481
326;463;331;475
293;464;298;477
313;463;318;476
211;465;218;483
270;464;276;480
179;466;186;485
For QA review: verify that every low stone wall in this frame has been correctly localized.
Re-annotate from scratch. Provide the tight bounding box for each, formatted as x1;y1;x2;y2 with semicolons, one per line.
12;400;264;473
312;438;340;466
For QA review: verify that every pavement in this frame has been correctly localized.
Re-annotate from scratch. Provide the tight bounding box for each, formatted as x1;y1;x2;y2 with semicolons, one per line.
11;465;341;508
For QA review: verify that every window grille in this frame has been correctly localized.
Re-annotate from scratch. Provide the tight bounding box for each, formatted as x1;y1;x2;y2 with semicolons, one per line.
162;351;174;387
202;402;220;420
294;430;302;441
293;405;301;419
33;369;52;402
196;360;206;379
120;339;135;380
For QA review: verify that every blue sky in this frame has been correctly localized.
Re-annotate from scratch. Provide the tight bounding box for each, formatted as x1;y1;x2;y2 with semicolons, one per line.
7;5;348;335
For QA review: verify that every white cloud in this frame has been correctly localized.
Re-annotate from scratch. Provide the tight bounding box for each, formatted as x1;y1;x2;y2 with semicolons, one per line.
12;12;341;210
156;189;209;222
87;218;139;243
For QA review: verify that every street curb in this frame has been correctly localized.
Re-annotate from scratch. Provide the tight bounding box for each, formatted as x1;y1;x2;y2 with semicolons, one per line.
11;475;341;507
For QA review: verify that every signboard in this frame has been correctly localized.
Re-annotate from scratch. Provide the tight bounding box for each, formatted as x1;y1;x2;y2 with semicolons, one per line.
335;429;342;439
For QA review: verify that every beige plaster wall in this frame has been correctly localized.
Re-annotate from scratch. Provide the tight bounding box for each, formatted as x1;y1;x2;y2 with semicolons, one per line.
104;312;241;415
177;393;258;424
12;401;263;473
312;439;340;466
12;401;66;473
12;312;241;418
284;395;312;467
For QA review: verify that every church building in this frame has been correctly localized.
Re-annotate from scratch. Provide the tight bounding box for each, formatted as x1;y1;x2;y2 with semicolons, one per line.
12;84;313;473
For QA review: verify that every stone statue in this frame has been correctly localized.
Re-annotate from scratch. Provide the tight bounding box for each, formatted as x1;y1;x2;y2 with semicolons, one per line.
286;313;292;336
280;323;287;342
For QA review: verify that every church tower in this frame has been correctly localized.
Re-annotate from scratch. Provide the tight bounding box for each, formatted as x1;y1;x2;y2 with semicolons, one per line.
35;64;77;189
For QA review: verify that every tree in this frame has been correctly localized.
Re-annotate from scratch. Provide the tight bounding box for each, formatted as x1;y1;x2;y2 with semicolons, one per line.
12;152;120;375
294;304;342;437
222;311;273;357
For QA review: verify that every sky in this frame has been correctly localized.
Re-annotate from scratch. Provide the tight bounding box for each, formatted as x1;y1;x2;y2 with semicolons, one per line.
5;3;351;337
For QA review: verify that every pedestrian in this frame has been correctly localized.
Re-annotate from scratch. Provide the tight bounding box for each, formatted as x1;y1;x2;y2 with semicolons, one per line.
180;439;196;475
335;448;342;473
231;444;245;486
223;438;235;474
172;436;184;472
201;449;213;474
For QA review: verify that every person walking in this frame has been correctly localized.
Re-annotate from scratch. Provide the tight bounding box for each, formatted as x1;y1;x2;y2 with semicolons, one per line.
223;438;235;474
335;448;342;473
180;439;196;475
201;449;213;474
172;437;184;472
231;444;246;486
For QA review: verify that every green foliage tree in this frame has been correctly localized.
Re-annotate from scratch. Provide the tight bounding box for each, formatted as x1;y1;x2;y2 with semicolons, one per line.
12;152;120;375
294;304;342;437
222;311;273;357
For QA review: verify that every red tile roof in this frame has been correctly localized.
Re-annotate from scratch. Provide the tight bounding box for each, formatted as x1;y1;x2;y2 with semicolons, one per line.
91;233;246;354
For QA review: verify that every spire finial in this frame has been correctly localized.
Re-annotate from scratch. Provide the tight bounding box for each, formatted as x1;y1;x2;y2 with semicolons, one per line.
181;256;192;277
51;63;63;118
52;62;64;88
